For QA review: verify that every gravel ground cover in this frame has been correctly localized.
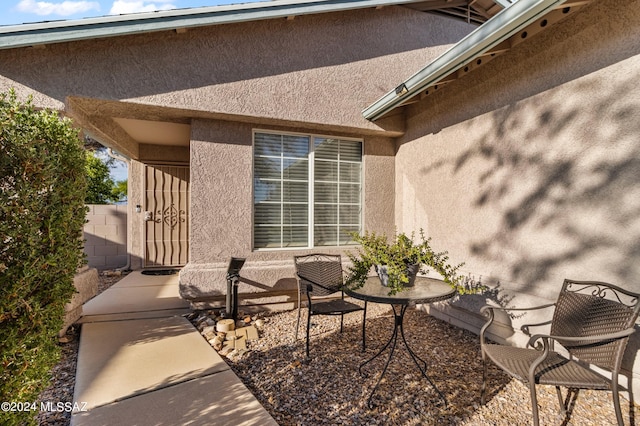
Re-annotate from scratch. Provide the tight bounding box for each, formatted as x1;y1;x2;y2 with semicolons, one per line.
35;274;638;425
214;302;639;426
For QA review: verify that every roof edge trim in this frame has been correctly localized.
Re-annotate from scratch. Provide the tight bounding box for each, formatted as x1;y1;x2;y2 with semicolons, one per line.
362;0;568;121
0;0;445;50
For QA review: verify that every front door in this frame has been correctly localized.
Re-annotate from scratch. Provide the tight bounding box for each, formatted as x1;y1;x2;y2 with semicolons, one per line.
144;165;189;268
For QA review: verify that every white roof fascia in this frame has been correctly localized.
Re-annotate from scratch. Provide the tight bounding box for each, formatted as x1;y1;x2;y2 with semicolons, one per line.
0;0;436;50
362;0;568;121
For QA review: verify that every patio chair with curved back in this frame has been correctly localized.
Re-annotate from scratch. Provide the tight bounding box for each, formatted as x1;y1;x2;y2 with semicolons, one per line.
480;279;640;426
294;254;367;358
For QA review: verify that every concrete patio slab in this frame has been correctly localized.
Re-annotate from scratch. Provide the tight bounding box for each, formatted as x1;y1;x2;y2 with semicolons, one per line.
82;271;189;317
72;270;277;425
111;270;180;288
77;308;191;324
74;316;228;410
71;370;278;426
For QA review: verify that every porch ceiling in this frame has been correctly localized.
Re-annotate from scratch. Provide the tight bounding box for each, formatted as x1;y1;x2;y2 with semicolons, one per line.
113;118;190;147
67;97;193;160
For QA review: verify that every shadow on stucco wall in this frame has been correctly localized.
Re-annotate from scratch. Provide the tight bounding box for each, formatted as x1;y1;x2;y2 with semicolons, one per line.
444;71;640;288
411;47;640;401
397;0;640;296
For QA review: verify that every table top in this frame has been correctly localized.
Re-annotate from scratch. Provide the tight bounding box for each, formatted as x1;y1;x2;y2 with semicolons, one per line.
345;276;456;305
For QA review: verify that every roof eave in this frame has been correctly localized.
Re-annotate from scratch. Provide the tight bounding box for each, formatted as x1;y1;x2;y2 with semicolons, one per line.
0;0;443;50
362;0;569;122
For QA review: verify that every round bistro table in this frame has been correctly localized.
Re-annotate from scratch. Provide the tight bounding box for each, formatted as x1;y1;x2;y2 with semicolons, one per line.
345;276;456;409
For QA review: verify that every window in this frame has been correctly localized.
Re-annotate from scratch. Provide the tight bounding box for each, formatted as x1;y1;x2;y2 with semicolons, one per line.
253;131;362;249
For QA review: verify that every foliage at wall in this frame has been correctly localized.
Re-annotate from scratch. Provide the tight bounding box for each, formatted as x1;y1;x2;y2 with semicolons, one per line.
85;151;113;203
84;150;127;204
0;90;87;425
111;178;128;203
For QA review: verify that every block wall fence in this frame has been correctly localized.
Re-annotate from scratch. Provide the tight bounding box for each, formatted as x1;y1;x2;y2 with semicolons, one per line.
84;204;128;270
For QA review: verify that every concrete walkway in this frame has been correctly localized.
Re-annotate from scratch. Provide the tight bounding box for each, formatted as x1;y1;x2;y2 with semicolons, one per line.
72;271;278;426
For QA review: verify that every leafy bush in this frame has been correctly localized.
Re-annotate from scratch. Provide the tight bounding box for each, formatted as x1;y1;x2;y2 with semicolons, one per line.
0;90;87;425
85;150;127;204
85;151;114;204
111;179;128;203
345;230;467;295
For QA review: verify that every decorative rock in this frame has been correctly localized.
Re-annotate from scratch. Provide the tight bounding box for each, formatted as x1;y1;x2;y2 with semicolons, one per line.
244;325;259;340
234;336;247;350
216;319;235;332
209;336;224;351
243;316;252;324
254;319;265;329
219;341;234;356
58;335;74;344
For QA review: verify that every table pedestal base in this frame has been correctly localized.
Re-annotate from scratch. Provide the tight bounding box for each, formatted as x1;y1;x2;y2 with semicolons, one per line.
359;304;448;409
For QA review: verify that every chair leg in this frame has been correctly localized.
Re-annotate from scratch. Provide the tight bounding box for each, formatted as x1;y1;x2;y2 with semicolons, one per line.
529;382;540;426
295;294;301;340
306;308;312;359
362;301;367;351
555;386;566;415
612;379;624;426
481;351;487;405
340;313;344;333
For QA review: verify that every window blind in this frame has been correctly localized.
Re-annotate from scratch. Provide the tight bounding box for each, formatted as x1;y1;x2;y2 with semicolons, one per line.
254;132;362;249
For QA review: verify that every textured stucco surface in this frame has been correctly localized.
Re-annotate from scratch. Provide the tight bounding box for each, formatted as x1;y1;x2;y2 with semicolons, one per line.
0;6;474;298
128;160;146;271
395;0;640;397
0;6;474;154
179;119;396;299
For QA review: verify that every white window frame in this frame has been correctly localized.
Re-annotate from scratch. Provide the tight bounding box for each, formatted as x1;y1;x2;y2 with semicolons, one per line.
252;129;363;251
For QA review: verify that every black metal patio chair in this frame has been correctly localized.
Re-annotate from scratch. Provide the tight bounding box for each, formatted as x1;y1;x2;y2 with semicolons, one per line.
294;254;367;358
480;279;640;426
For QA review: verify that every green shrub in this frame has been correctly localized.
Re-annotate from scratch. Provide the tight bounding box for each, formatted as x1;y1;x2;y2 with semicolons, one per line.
0;90;87;425
85;151;114;204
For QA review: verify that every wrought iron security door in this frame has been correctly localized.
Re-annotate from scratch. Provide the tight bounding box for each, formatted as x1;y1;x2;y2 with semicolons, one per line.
144;165;189;267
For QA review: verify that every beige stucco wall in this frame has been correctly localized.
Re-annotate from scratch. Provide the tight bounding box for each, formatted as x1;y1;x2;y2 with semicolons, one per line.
128;159;146;271
0;6;473;143
179;119;396;302
0;6;473;302
397;0;640;399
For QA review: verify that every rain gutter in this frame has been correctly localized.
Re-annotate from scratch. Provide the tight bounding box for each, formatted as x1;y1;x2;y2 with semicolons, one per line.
362;0;569;121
